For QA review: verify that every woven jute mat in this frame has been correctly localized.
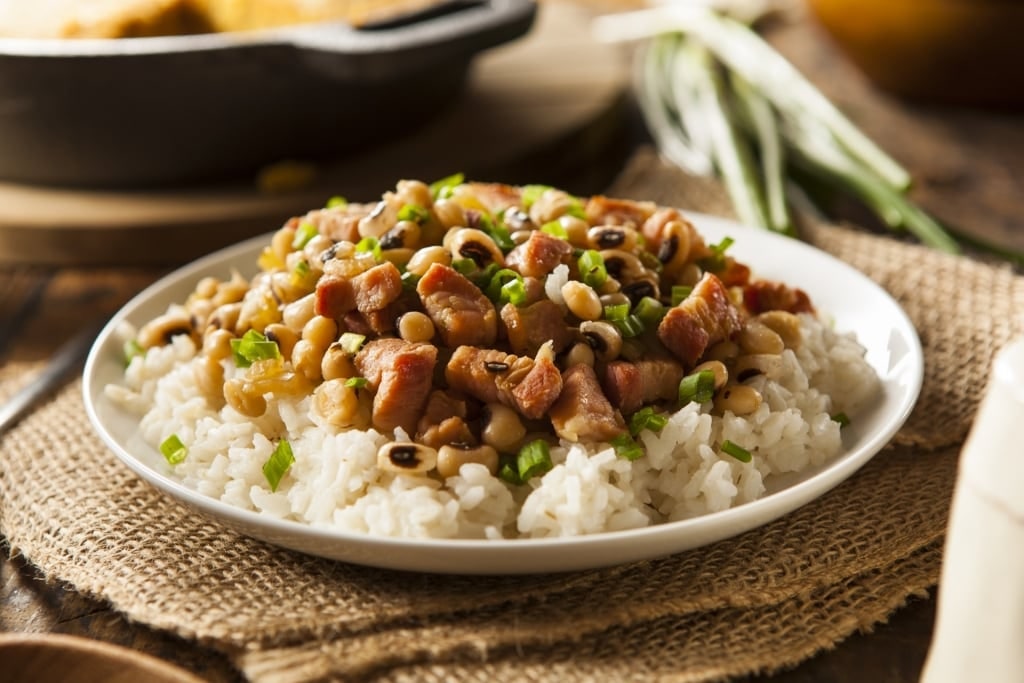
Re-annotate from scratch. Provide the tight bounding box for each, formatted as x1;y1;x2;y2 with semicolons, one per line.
2;148;1023;682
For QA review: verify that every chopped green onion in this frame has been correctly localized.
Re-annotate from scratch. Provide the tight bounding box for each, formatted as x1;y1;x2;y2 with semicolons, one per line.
516;439;554;481
633;296;667;326
429;172;464;200
498;461;522;485
291;221;318;250
831;412;851;427
678;369;716;405
612;314;645;338
540;220;568;239
721;439;752;462
485;218;516;252
578;250;608;289
160;434;188;465
501;277;527;306
629;406;669;436
325;195;347;209
610;433;645;461
566;198;587;220
671;285;693;306
521;184;552;209
603;303;630;321
638;249;663;273
397;203;430;224
338;332;366;356
401;270;420;291
451;257;477;275
290;259;312;287
485;269;523;304
344;377;369;389
262;439;295;492
230;329;281;368
123;339;144;367
355;236;382;262
700;237;735;271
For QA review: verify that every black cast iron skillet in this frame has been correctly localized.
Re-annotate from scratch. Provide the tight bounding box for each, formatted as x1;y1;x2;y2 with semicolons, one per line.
0;0;536;188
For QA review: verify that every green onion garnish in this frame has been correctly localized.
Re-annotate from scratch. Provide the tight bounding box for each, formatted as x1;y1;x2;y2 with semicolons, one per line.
611;314;645;338
291;259;312;287
123;339;144;367
629;406;669;436
230;330;281;368
338;332;366;356
831;412;851;427
540;220;568;239
721;439;752;463
397;203;430;224
355;236;382;261
501;277;527;306
603;302;630;321
610;433;645;461
451;257;477;275
291;221;318;250
485;269;524;305
344;377;369;389
401;271;420;291
578;250;608;289
160;434;188;465
498;461;522;485
670;285;693;306
263;439;295;492
566;198;587;221
678;369;716;405
521;184;552;209
700;236;735;272
516;439;554;481
429;172;464;200
633;296;667;326
325;195;347;209
485;219;516;252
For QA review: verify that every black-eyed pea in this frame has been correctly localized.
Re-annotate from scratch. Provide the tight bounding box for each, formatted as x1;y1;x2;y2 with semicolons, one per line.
657;220;692;274
282;293;316;332
704;339;740;362
380;220;421;250
579;320;622;362
734;354;785;381
446;228;504;269
561;281;602;321
436;444;499;479
397;311;436;343
313;378;360;427
378;442;438;475
395;179;433;209
406;245;451;276
588;225;638;252
195;276;219;299
556;215;590;246
755;310;803;350
224;378;268;417
482;404;527;453
714;385;762;416
212;271;249;306
737;321;785;355
528;188;574;225
693;360;729;390
137;310;193;349
564;341;596;368
270;224;296;262
432;198;466;230
320;342;356;381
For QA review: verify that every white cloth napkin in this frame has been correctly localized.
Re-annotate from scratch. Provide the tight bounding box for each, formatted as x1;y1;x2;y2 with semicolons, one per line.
921;339;1024;682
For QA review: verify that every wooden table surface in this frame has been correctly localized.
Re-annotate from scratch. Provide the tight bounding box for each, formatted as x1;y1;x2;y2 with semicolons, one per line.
1;4;1020;681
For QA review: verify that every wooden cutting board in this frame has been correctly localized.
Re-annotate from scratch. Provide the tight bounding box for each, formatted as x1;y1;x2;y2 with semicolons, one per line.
0;1;629;266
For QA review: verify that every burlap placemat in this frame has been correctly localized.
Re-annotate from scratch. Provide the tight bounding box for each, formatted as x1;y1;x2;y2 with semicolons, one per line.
2;148;1022;682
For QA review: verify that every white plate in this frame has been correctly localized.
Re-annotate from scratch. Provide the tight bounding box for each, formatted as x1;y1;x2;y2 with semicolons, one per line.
83;213;923;575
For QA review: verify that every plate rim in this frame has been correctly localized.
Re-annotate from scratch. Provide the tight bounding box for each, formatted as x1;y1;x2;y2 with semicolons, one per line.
83;212;923;574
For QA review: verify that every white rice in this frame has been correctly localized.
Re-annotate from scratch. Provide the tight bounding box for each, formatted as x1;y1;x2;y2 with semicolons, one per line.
106;313;880;539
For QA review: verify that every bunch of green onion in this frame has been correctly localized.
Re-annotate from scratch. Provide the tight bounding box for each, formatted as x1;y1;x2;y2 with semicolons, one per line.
593;5;965;255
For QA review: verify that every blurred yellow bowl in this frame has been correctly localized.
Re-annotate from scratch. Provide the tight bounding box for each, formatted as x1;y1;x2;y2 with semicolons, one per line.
806;0;1024;108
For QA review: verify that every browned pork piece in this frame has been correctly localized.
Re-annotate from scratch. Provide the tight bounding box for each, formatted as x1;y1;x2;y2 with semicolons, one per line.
416;263;498;348
463;182;523;214
601;357;687;414
658;272;743;368
416;390;475;449
584;195;656;228
354;338;437;434
549;364;626;442
504;230;573;279
445;345;562;420
743;279;815;315
500;300;574;357
297;203;372;243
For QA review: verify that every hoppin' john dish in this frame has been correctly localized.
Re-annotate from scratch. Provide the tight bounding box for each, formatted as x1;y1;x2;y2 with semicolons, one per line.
106;176;880;539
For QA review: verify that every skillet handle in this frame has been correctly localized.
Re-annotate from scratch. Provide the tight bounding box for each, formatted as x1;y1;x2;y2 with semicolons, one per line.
288;0;538;81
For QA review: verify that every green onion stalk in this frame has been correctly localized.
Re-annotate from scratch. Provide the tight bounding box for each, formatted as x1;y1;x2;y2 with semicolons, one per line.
592;6;977;257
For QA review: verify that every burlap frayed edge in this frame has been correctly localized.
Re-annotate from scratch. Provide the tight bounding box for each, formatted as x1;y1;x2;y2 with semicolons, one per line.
233;541;941;683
